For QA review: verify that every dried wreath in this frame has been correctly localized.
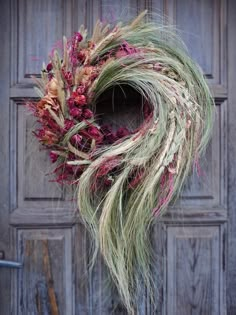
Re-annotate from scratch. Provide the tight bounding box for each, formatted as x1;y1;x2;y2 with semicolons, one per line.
27;11;214;313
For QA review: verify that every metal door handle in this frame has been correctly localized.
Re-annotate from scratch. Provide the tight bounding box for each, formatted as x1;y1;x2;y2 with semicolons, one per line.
0;251;22;268
0;260;22;268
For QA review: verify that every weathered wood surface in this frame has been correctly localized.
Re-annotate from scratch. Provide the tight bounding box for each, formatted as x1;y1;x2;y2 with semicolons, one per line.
0;1;11;315
167;225;225;315
227;0;236;314
0;0;233;314
17;229;73;315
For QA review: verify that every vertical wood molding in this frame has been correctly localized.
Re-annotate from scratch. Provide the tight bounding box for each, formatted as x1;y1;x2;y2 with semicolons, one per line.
86;0;102;34
227;0;236;313
0;1;11;315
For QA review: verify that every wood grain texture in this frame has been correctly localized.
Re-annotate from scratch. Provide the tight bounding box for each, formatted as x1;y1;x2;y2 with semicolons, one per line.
167;225;225;315
180;101;227;208
21;106;63;200
0;1;12;315
12;0;73;85
150;222;167;315
0;1;229;314
227;0;236;313
166;0;227;94
16;229;73;315
74;223;121;315
176;0;214;77
100;0;140;23
10;102;79;211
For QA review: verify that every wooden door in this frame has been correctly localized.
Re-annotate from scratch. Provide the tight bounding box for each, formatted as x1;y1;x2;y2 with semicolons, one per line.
0;0;235;314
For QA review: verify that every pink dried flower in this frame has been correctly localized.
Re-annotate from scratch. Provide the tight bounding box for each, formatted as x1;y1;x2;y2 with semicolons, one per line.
67;98;75;108
49;151;58;163
74;32;83;42
74;95;87;106
64;71;73;86
71;134;83;145
64;119;75;131
83;108;93;119
88;126;100;137
69;107;83;118
76;85;86;95
116;41;138;58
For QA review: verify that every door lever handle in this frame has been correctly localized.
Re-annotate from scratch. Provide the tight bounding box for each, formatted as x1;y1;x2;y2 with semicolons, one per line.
0;259;22;268
0;251;22;268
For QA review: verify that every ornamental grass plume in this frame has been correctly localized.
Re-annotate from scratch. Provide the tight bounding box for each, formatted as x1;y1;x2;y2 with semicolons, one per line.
28;11;214;314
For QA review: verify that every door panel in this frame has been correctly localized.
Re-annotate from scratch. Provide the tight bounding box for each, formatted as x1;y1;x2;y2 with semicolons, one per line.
166;225;225;315
0;0;233;314
17;229;73;315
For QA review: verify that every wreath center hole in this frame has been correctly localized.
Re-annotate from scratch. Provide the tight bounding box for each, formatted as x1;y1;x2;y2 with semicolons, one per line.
95;85;144;132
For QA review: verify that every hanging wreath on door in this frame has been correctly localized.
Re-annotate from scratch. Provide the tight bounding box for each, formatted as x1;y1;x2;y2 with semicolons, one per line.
27;11;214;313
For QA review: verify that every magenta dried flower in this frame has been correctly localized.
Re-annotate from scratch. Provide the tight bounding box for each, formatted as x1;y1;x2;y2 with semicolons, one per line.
46;63;53;72
71;134;83;145
64;119;75;131
69;107;83;119
49;151;59;163
83;108;93;119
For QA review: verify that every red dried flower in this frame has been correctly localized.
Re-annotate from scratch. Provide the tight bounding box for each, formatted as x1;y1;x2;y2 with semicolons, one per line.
77;51;86;62
65;164;74;174
74;32;83;42
101;125;117;144
48;73;54;80
87;126;102;139
97;158;121;177
76;85;86;95
69;107;83;119
35;129;58;145
105;133;117;144
74;95;87;106
64;119;75;131
67;97;75;108
64;71;73;86
82;108;93;119
46;63;53;72
101;124;112;133
50;151;58;163
116;127;130;138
